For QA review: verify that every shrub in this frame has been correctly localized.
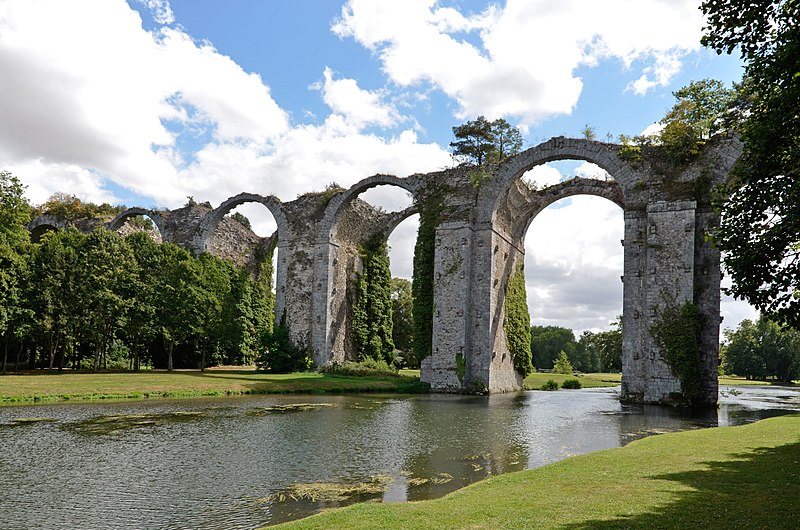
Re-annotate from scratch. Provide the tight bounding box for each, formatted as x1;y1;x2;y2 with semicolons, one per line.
256;321;313;373
540;379;559;391
561;378;582;389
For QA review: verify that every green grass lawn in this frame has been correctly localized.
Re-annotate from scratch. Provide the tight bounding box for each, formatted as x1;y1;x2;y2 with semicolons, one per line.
276;414;800;529
0;369;427;404
524;371;621;389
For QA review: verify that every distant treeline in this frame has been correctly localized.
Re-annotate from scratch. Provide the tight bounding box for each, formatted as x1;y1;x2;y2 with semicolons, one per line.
530;322;622;373
1;173;306;372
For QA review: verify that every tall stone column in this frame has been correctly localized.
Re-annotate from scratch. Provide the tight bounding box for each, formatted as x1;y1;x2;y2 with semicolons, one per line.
424;221;475;391
638;200;702;404
620;209;647;402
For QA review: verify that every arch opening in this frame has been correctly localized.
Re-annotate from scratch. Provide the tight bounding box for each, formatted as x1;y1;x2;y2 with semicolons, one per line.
524;191;624;374
323;181;420;368
114;214;163;243
29;223;58;243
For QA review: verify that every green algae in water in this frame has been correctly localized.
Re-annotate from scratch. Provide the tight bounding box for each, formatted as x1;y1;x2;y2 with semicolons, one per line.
5;417;57;427
266;475;394;503
247;403;336;415
66;411;206;435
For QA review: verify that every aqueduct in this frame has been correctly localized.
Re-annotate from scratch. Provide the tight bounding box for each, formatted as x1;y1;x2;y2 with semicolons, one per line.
28;136;742;405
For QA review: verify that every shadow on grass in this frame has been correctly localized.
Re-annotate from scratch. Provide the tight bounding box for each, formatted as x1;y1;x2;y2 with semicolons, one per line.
563;440;800;529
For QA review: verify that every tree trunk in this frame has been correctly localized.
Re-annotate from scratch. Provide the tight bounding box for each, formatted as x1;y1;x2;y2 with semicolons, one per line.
2;333;8;373
93;344;101;372
167;342;174;371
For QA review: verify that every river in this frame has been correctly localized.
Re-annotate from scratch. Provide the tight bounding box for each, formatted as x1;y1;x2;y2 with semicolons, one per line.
1;385;798;529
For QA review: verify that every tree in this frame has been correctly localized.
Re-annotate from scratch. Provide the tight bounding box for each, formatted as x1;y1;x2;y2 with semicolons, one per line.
722;316;800;382
391;277;413;364
450;116;523;165
75;229;138;371
553;351;574;374
659;79;738;162
530;326;578;370
27;228;86;370
155;243;207;370
0;171;31;248
701;0;800;327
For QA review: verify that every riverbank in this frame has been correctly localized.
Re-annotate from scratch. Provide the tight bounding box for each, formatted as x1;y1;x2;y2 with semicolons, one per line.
0;369;428;404
276;413;800;529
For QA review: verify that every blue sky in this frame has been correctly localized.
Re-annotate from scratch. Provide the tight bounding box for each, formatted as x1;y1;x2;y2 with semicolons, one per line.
0;0;753;333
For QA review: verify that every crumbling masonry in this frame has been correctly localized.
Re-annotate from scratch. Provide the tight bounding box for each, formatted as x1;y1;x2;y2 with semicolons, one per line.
29;137;742;405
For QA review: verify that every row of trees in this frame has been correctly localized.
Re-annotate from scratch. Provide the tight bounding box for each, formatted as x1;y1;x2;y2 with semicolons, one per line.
0;171;297;373
530;320;622;373
722;317;800;382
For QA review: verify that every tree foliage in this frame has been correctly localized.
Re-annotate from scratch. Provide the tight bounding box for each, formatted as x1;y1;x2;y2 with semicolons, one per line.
722;316;800;382
351;238;395;365
530;326;577;370
0;191;295;373
391;277;413;363
0;171;31;248
659;79;738;162
701;0;800;327
553;351;574;374
505;263;533;377
450;116;523;165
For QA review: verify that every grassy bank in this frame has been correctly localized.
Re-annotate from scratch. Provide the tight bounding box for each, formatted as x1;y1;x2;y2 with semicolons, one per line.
277;414;800;529
0;369;428;404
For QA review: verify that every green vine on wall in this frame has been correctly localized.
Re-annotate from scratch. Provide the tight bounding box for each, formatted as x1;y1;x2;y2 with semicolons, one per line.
505;262;533;377
651;299;705;405
411;195;443;367
351;236;395;364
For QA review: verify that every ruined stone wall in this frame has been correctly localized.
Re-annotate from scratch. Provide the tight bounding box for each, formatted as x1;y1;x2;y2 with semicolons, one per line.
28;135;740;406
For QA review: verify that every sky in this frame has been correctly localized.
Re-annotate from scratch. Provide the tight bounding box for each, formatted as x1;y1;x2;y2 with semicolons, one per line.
0;0;757;335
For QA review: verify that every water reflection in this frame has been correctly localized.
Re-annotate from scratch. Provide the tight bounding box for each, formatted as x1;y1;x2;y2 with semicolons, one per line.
0;385;797;529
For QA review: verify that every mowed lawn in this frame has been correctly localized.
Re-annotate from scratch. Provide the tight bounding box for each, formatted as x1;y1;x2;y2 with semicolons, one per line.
0;369;427;404
523;371;621;389
277;414;800;529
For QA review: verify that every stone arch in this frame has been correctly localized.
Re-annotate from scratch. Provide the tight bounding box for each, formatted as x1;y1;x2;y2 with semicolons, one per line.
107;208;167;241
27;214;68;242
318;174;418;245
514;177;625;243
313;175;421;367
478;137;639;227
195;192;288;254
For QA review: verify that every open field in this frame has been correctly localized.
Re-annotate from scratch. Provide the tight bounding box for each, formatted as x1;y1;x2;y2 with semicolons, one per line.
277;414;800;529
0;369;427;404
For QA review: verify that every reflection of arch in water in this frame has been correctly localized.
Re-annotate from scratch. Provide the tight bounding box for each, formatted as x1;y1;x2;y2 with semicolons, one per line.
314;175;420;366
27;214;68;242
107;207;168;242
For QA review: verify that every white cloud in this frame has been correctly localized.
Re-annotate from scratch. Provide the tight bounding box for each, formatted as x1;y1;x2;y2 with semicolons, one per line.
316;67;399;130
135;0;175;24
333;0;703;124
524;195;624;333
0;0;288;207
